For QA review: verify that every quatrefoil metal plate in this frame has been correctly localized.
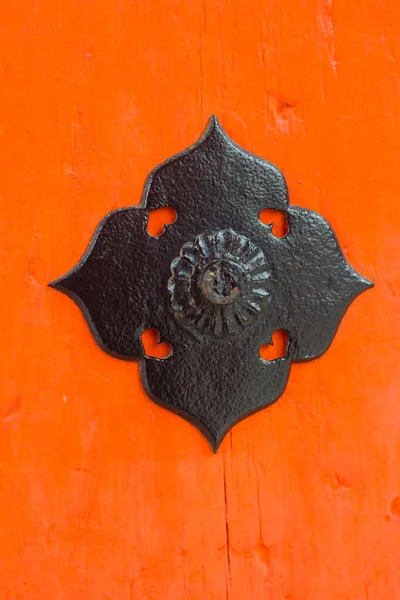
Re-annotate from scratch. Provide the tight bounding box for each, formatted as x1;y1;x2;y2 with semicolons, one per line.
50;116;373;451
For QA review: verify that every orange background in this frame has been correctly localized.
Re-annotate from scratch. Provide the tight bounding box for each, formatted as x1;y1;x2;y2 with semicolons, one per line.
0;1;398;598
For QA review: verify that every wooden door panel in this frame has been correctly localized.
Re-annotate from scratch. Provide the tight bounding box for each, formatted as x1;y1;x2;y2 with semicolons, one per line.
0;1;396;598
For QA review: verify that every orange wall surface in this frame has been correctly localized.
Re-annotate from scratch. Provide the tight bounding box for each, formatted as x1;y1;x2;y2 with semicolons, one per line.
0;1;398;599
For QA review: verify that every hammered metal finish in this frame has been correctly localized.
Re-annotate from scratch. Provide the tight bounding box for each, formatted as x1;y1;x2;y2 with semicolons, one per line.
50;116;373;450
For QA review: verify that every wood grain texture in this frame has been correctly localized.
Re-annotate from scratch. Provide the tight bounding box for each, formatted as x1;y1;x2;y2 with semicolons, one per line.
0;0;396;598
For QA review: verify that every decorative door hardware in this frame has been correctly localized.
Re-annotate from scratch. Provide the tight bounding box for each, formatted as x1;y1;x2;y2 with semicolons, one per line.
50;116;373;451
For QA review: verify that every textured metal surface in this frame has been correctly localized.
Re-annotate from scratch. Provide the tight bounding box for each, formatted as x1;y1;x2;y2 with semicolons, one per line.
50;117;373;451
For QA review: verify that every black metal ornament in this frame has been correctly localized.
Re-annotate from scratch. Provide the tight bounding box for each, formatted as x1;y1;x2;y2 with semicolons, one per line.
50;116;373;451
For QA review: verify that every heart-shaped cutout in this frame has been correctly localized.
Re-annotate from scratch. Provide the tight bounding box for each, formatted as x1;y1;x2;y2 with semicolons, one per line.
259;330;288;361
141;328;172;359
259;208;288;238
147;206;177;237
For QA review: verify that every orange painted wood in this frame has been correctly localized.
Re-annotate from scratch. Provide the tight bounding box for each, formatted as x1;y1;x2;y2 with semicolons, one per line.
0;1;396;598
